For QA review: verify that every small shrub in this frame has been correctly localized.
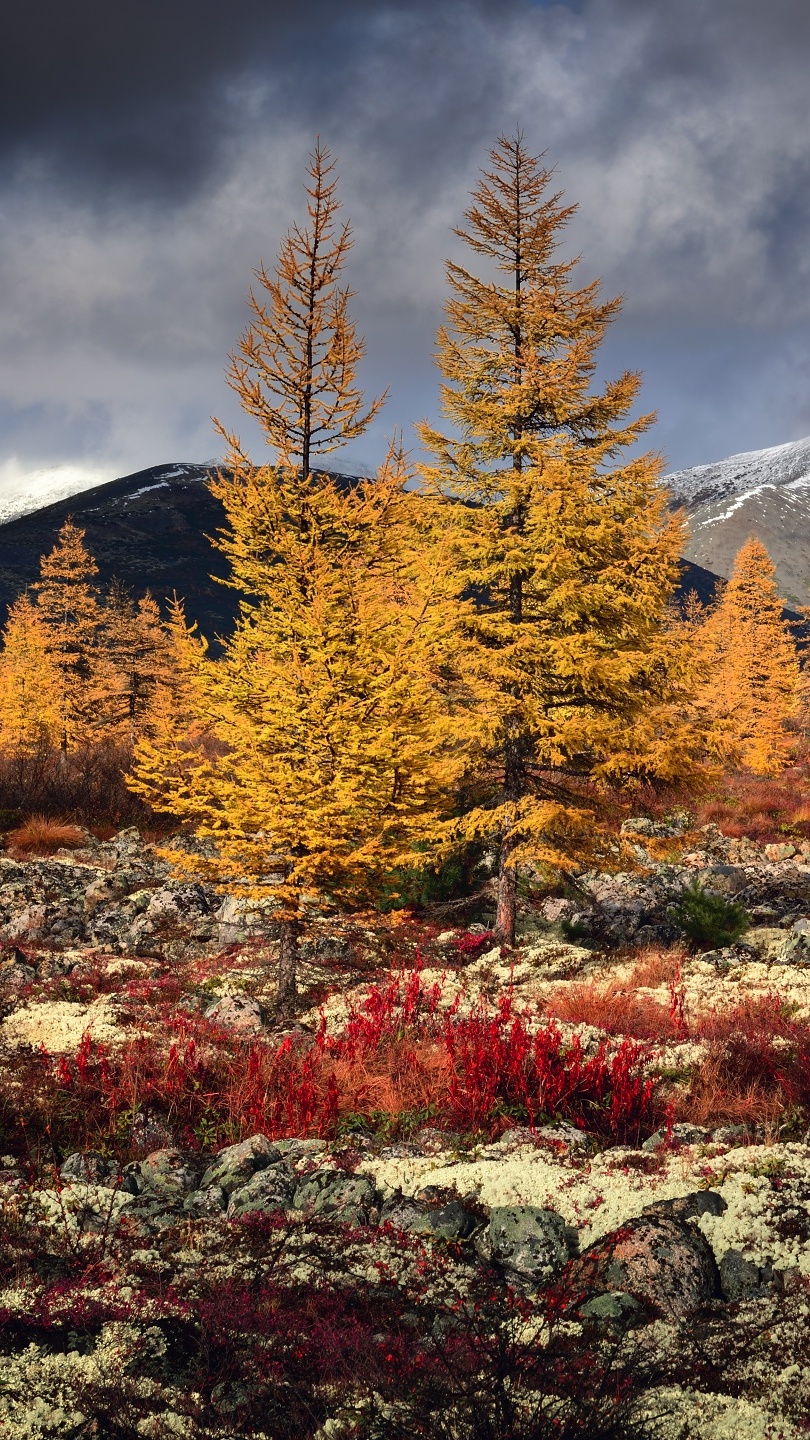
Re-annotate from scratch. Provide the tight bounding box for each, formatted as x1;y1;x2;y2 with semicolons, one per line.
668;879;748;949
6;814;86;855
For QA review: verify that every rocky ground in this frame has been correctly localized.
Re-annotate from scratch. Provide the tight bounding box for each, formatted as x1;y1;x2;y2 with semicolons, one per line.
3;819;810;1436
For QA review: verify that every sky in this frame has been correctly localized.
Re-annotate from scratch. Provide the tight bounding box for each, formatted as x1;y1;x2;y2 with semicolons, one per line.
1;0;809;506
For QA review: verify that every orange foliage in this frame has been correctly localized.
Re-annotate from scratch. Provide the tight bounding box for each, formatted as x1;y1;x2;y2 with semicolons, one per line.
545;979;680;1041
7;815;86;855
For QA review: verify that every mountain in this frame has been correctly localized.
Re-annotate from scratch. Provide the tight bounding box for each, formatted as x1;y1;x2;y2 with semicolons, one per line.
665;435;810;607
0;463;241;643
0;461;725;644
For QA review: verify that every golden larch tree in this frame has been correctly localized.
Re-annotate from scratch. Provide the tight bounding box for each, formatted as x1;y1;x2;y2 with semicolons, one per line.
419;133;693;944
694;537;799;775
95;585;178;745
34;520;102;755
130;146;462;1015
224;138;385;479
0;595;64;755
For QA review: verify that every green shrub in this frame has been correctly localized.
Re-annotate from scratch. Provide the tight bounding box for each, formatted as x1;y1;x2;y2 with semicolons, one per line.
669;879;749;949
375;842;481;912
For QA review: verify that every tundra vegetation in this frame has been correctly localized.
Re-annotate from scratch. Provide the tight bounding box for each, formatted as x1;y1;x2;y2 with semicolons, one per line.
1;136;810;1438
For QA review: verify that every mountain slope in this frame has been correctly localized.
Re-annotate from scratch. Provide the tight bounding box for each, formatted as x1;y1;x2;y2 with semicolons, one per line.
0;461;726;644
665;436;810;606
0;463;240;642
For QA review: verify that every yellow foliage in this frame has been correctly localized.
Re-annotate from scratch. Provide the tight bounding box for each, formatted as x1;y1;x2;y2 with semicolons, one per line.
33;519;102;752
223;138;385;479
134;450;465;908
693;537;799;776
418;133;698;939
0;595;63;754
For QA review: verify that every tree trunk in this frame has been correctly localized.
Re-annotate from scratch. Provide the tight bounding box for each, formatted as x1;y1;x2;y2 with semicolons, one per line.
275;917;299;1020
493;830;517;947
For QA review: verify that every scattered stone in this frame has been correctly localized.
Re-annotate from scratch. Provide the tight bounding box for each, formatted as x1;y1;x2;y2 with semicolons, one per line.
183;1186;228;1218
227;1164;295;1218
200;1134;281;1195
477;1205;573;1282
578;1290;647;1328
764;843;797;863
60;1151;113;1184
577;1214;720;1317
642;1123;710;1153
140;1148;198;1195
204;994;265;1033
718;1248;776;1301
292;1168;377;1223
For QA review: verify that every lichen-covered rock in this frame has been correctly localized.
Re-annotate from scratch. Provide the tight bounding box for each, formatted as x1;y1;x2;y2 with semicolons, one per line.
227;1163;294;1218
200;1134;281;1195
477;1204;573;1281
204;994;265;1033
292;1168;377;1223
578;1214;720;1317
60;1150;114;1184
140;1148;198;1195
718;1247;776;1301
381;1195;479;1242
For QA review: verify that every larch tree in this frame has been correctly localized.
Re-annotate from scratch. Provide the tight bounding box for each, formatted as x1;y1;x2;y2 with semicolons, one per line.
223;137;385;480
419;133;692;945
694;537;799;775
0;594;63;755
34;520;102;755
129;144;462;1017
96;584;178;745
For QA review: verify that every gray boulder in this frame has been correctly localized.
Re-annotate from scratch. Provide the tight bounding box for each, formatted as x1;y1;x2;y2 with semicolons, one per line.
477;1205;573;1282
577;1214;720;1318
204;994;265;1034
183;1186;228;1218
719;1248;776;1301
381;1196;479;1242
140;1148;198;1195
60;1150;113;1184
227;1164;295;1218
292;1168;378;1224
200;1134;281;1195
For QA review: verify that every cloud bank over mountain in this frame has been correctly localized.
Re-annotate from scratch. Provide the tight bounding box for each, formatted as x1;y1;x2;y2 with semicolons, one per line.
1;0;809;497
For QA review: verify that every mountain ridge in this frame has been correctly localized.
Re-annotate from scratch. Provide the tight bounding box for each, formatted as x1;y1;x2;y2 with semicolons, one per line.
665;435;810;606
0;459;734;644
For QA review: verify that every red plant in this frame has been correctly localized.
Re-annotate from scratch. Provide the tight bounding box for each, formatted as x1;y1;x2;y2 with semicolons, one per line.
454;931;496;957
38;969;661;1157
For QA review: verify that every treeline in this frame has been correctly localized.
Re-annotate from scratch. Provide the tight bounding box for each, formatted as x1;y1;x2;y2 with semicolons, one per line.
0;134;805;1009
0;522;190;825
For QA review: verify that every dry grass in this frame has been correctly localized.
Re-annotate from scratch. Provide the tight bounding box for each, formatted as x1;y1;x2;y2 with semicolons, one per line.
545;979;679;1041
6;814;87;856
625;947;686;990
697;772;810;842
544;949;687;1041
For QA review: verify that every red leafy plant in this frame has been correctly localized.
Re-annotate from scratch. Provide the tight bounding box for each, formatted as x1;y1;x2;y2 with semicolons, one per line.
13;968;662;1161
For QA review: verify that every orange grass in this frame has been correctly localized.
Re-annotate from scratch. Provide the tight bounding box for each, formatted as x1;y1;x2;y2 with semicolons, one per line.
6;814;86;855
545;979;680;1041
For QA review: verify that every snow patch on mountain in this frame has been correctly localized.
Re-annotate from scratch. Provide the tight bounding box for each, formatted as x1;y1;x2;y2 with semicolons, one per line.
664;435;810;605
665;435;810;510
0;460;114;525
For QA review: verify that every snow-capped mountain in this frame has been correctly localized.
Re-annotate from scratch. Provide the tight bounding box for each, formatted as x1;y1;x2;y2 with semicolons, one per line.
665;435;810;606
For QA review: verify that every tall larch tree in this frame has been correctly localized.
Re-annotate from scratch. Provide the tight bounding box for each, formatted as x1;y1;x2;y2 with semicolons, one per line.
129;144;462;1016
0;595;63;754
419;133;691;945
95;584;178;745
34;520;102;755
695;537;799;775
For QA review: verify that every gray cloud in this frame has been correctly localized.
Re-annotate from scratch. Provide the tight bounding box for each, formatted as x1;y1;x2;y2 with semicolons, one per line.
1;0;809;489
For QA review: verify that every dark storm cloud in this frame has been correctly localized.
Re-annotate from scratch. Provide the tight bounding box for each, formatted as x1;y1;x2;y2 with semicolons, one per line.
0;0;809;495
